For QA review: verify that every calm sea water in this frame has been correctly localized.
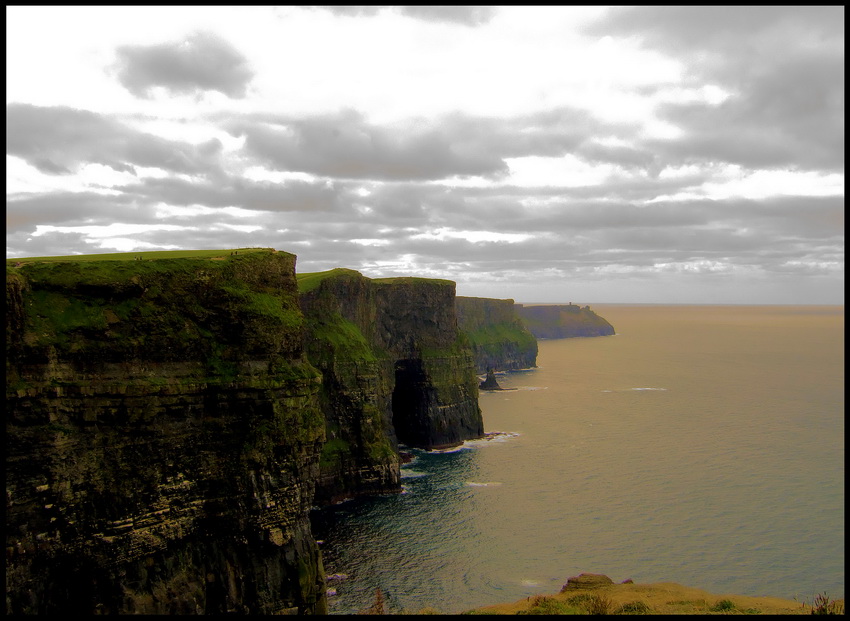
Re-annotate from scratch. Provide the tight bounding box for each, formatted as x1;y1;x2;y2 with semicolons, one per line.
310;305;845;614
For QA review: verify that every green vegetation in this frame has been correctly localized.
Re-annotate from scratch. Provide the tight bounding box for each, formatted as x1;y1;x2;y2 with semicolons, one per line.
463;323;537;356
319;437;352;468
710;598;737;612
459;580;820;615
6;247;270;264
310;313;376;363
419;333;473;360
8;249;312;394
613;600;652;614
296;267;363;293
810;592;844;615
371;276;455;287
517;595;585;615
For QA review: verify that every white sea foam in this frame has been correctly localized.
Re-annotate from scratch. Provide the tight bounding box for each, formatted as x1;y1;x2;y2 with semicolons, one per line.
466;481;503;487
463;432;520;449
429;445;470;454
427;431;521;453
400;469;428;479
520;579;540;587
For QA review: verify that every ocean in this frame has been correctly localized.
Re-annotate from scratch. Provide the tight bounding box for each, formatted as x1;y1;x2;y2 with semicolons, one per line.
310;304;845;614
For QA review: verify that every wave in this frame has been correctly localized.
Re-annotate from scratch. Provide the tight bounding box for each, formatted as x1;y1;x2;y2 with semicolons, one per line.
429;445;469;454
464;431;520;448
465;481;503;487
400;468;428;479
428;431;521;453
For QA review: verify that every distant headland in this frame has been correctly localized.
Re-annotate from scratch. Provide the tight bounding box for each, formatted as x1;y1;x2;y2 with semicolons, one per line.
516;303;616;339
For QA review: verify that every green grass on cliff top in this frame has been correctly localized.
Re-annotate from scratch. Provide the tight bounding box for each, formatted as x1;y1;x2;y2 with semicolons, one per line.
371;276;455;287
6;248;273;264
296;268;455;293
296;268;364;293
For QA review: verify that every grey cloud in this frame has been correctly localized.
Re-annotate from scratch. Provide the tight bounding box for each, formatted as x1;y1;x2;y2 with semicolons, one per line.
585;6;843;56
113;31;254;99
444;108;606;160
6;104;224;176
226;107;603;181
350;181;714;235
321;187;845;282
575;141;659;172
586;6;844;173
7;230;97;259
120;175;345;212
646;50;844;172
6;192;141;234
227;111;507;181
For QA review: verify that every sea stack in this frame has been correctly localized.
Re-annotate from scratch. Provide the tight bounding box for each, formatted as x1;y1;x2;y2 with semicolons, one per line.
479;369;503;391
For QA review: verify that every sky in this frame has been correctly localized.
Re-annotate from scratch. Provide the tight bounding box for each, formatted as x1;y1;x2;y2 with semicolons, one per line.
6;6;845;304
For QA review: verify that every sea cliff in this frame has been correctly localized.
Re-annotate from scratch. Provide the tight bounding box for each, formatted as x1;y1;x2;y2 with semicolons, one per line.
456;296;538;373
517;303;615;339
6;251;487;614
298;269;484;505
6;250;327;614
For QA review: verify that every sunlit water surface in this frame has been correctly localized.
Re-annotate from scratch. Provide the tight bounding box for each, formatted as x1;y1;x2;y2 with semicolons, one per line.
310;305;844;614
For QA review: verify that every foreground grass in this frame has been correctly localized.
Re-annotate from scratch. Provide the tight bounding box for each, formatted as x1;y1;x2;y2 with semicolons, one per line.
353;580;843;615
459;581;842;615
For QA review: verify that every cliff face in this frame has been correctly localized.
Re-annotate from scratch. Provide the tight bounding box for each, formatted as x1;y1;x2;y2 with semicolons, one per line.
298;271;483;504
517;304;615;339
6;251;327;615
456;296;538;373
373;278;483;450
297;269;399;506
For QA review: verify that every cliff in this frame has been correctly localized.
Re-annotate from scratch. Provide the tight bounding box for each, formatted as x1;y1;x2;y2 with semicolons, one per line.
516;303;615;339
298;270;483;505
6;250;327;614
455;296;538;373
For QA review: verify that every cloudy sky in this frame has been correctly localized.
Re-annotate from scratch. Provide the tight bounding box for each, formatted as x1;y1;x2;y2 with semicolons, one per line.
6;6;844;304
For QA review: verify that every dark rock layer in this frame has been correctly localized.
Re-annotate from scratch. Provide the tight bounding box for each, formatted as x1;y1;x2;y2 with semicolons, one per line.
6;251;327;614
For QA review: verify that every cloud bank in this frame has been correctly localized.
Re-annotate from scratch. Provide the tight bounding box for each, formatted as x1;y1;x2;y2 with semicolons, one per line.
6;6;844;303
